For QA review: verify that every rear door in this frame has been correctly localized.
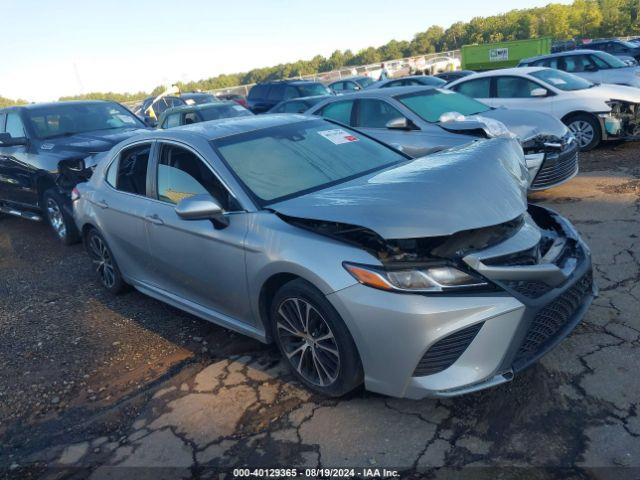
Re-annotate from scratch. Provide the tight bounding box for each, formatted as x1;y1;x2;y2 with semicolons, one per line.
97;141;157;281
143;141;252;323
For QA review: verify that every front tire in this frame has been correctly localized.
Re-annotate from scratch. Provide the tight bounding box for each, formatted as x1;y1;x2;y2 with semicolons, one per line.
86;229;127;294
565;113;601;151
42;189;80;245
270;279;363;397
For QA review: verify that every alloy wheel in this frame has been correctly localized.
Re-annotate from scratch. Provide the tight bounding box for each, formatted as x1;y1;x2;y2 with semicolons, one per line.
89;234;116;289
568;120;595;148
276;297;340;387
46;198;66;239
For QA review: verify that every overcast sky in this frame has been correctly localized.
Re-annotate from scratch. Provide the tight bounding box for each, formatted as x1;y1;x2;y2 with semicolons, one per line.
1;0;571;101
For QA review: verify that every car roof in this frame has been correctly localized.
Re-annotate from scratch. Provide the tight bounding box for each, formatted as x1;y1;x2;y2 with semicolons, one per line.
1;100;114;112
314;85;440;101
131;114;313;143
457;67;547;79
257;80;322;86
163;101;237;115
280;95;331;103
330;76;369;83
521;49;605;63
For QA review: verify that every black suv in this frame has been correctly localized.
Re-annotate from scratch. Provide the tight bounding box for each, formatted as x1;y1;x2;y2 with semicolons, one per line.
587;39;640;61
247;80;331;113
0;101;147;243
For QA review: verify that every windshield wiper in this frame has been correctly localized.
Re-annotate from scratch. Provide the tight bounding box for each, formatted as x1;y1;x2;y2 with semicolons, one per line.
42;131;77;140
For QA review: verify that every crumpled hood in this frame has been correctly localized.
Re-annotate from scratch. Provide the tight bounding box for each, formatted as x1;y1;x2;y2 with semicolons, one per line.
439;109;568;142
37;128;146;157
271;138;528;240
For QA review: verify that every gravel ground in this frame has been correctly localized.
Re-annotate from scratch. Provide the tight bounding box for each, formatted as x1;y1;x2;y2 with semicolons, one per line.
1;142;639;479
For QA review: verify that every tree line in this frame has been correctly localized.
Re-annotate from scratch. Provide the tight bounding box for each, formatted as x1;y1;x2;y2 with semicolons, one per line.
3;0;639;106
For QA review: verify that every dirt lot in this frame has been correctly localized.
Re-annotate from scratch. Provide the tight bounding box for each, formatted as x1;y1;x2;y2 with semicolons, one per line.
1;142;639;479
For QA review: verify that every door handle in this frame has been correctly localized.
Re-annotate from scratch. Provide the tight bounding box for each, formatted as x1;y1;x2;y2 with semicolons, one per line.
145;214;164;225
95;200;109;209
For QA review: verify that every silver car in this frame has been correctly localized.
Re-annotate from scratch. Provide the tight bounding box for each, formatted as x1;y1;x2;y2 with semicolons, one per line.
73;115;595;399
305;87;578;191
519;49;640;88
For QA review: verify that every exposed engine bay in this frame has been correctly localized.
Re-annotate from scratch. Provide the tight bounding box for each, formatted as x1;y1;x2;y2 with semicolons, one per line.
606;100;640;138
279;204;569;268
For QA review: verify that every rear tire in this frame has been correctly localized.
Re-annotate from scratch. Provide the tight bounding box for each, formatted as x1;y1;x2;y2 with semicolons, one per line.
42;189;80;245
270;279;363;397
565;113;601;151
85;228;127;294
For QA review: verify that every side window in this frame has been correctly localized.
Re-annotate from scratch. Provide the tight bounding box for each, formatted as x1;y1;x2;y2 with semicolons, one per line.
283;101;307;113
184;112;199;125
157;144;235;210
105;159;118;187
116;143;151;196
495;77;540;98
590;55;609;69
381;80;403;88
343;81;358;91
164;113;181;129
453;78;491;98
562;55;591;73
0;113;6;132
267;84;285;101
6;113;26;138
283;86;298;99
356;99;405;128
331;82;345;92
318;101;354;125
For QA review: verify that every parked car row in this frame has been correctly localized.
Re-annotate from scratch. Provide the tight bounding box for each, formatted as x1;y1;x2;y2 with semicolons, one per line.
0;55;610;401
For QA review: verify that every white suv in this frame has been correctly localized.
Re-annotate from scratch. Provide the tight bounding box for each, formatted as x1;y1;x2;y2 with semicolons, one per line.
447;67;640;150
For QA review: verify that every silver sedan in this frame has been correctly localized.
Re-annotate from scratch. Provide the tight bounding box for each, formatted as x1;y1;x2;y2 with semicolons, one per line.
73;115;595;399
306;86;579;191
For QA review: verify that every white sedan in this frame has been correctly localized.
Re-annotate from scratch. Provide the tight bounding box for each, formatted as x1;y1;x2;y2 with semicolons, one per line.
447;67;640;150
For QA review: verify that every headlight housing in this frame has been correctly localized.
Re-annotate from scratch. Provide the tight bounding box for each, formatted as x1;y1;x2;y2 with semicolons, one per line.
343;262;489;293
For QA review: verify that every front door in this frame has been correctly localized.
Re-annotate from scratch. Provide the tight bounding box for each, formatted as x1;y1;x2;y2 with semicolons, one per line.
144;142;252;324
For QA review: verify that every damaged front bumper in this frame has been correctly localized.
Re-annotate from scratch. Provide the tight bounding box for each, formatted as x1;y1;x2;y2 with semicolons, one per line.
327;204;596;399
524;133;579;191
599;100;640;141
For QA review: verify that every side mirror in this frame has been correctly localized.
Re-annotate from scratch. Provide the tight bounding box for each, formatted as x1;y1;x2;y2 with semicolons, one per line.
0;133;28;147
385;117;417;130
175;194;229;229
530;88;548;97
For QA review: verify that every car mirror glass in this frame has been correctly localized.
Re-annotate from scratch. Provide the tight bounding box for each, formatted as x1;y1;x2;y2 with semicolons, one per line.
0;133;28;147
530;88;548;97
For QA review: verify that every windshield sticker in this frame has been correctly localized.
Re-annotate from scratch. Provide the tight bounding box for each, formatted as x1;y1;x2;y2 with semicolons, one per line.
547;77;567;85
184;99;196;105
232;105;245;111
117;115;137;124
318;129;359;145
41;143;54;150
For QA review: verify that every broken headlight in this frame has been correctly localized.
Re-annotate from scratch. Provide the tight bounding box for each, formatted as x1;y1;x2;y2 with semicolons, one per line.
343;262;488;293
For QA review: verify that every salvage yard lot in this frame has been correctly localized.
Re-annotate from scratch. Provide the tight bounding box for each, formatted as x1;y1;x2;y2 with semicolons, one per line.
1;143;639;478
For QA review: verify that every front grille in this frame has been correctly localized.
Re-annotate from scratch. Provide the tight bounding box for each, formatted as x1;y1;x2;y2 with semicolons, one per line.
514;269;593;364
504;280;551;298
413;323;483;377
531;147;579;190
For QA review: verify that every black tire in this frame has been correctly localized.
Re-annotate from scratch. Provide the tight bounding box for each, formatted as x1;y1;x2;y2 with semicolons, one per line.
85;228;127;294
42;189;80;245
270;279;363;397
564;113;602;151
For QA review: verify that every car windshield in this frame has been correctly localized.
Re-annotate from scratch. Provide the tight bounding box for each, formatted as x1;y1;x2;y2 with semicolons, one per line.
26;103;143;139
529;69;594;91
397;89;491;123
212;120;405;204
298;84;331;97
593;51;628;68
198;104;252;121
356;77;375;88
